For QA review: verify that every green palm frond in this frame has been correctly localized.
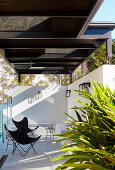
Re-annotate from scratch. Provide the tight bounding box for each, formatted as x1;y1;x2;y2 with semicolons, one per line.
51;81;115;170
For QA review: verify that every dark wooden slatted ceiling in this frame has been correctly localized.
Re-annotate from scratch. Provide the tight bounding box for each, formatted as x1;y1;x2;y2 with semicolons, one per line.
0;0;105;74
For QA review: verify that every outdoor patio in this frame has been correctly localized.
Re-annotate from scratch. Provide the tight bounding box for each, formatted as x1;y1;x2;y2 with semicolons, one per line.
0;64;115;169
0;130;64;170
0;0;115;169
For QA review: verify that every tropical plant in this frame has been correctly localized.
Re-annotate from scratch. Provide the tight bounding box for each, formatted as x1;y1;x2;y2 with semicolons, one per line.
51;81;115;170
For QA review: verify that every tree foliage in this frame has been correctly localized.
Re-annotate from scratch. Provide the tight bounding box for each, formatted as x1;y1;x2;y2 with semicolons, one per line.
73;65;83;81
87;44;107;72
35;79;49;86
19;74;35;86
0;58;17;103
110;40;115;63
45;74;70;86
87;41;115;73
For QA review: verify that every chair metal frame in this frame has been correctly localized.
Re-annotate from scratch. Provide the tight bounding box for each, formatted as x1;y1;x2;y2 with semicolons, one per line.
4;124;41;157
45;126;55;141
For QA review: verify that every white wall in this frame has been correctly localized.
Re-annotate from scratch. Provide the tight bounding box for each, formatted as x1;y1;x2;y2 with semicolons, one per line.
10;65;115;134
67;65;115;120
103;65;115;91
11;85;67;127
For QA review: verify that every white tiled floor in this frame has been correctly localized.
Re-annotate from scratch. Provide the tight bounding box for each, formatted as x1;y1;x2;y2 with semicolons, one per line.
0;136;64;170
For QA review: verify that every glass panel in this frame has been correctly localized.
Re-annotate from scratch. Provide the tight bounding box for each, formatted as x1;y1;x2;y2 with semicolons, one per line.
0;98;12;144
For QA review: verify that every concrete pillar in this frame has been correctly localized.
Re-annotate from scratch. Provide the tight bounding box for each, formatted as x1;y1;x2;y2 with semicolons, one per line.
106;32;112;64
82;61;86;75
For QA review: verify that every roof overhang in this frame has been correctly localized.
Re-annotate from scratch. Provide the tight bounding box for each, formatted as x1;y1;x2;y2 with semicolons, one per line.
1;0;115;75
2;22;115;74
1;22;115;74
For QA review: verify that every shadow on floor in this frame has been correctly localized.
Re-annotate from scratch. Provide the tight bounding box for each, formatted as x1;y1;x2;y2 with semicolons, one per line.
1;137;65;170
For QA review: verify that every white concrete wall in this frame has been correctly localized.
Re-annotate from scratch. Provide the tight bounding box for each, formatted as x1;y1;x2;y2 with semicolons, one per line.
10;65;115;135
67;65;115;120
103;65;115;91
11;86;67;128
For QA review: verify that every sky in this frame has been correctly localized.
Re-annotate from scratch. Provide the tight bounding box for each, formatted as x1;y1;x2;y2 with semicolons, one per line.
93;0;115;39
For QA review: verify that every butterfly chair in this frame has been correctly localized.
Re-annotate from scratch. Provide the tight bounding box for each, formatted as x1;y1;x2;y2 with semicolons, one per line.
4;124;41;157
12;117;39;137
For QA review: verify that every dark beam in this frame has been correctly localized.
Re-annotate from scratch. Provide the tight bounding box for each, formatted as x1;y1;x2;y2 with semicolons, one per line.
6;53;88;61
0;30;111;39
0;11;88;17
17;69;71;74
5;49;45;54
77;0;104;37
14;63;80;69
0;32;76;39
8;58;85;63
6;53;88;58
5;48;91;54
5;50;90;58
0;0;103;17
15;66;75;74
0;39;97;49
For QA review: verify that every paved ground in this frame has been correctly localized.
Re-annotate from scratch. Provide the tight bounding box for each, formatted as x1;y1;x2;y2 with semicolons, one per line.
0;129;65;170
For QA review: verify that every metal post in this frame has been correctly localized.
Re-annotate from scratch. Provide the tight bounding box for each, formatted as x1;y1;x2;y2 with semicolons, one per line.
2;109;4;143
70;72;72;84
7;98;8;127
18;74;21;83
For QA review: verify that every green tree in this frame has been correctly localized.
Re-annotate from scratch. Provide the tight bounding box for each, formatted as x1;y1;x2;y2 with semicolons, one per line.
110;40;115;63
19;74;35;86
0;57;37;103
45;74;70;86
35;80;49;86
73;65;83;81
87;44;107;72
0;58;18;103
45;66;83;85
86;41;115;73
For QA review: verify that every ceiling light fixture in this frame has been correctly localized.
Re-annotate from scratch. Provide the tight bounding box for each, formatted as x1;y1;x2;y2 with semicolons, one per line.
29;67;45;70
29;67;64;70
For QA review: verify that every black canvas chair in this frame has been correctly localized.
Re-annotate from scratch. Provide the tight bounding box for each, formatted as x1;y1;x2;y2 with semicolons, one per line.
12;117;39;137
4;124;41;157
